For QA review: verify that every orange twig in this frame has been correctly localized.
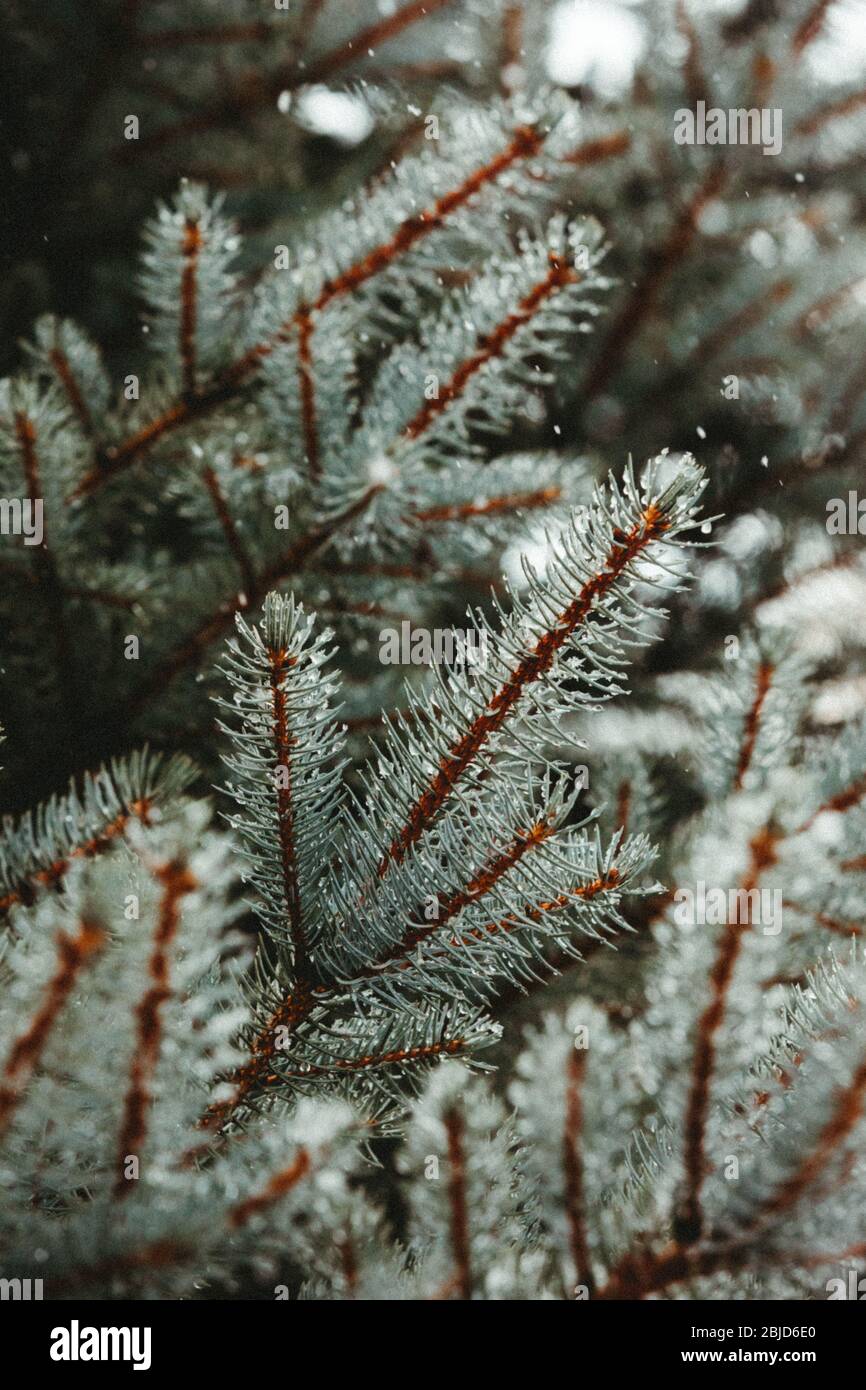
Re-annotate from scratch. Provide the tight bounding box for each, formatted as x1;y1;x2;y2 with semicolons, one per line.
414;486;561;524
49;345;94;437
122;486;382;719
445;1107;473;1299
0;919;105;1136
676;0;707;108
180;217;202;399
229;1150;311;1227
0;801;151;921
296;308;320;482
798;776;866;833
733;662;773;790
124;0;455;158
114;861;197;1198
792;0;835;54
756;1055;866;1223
267;645;307;977
677;826;778;1242
795;89;866;137
563;1047;595;1295
360;821;557;977
201;464;255;594
564;130;631;167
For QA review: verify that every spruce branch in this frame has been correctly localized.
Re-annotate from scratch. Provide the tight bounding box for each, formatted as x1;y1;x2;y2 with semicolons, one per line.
139;182;240;398
733;662;775;791
413;485;562;524
217;592;347;977
210;455;707;1125
367;457;706;888
122;0;457;159
401;246;584;442
77;113;551;494
0;750;194;924
4;0;866;1304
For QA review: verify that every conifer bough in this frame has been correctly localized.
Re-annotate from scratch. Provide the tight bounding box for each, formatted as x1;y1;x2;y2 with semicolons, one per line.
3;0;866;1304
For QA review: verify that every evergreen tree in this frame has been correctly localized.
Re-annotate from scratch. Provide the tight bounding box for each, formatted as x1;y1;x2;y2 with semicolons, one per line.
1;0;865;1302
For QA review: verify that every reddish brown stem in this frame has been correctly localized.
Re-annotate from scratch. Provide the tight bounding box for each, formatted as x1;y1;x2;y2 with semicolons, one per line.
676;0;707;108
74;398;211;496
750;51;776;108
208;865;621;1133
311;123;543;316
453;868;620;949
754;1055;866;1227
229;1150;311;1228
615;780;631;834
303;0;454;86
564;130;631;167
795;89;866;137
598;1229;866;1300
338;1235;359;1296
414;486;561;524
445;1107;473;1299
677;826;779;1242
733;662;773;790
296;308;320;482
49;346;94;437
501;4;523;92
689;278;793;370
123;0;455;159
114;860;197;1198
563;1047;595;1296
798;776;866;833
203;985;320;1130
279;1036;467;1081
0;919;105;1136
180;217;202;399
201;463;255;594
792;0;835;54
792;276;864;339
596;1236;753;1300
358;821;556;978
783;901;862;939
267;646;308;978
122;485;382;720
50;1239;192;1295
